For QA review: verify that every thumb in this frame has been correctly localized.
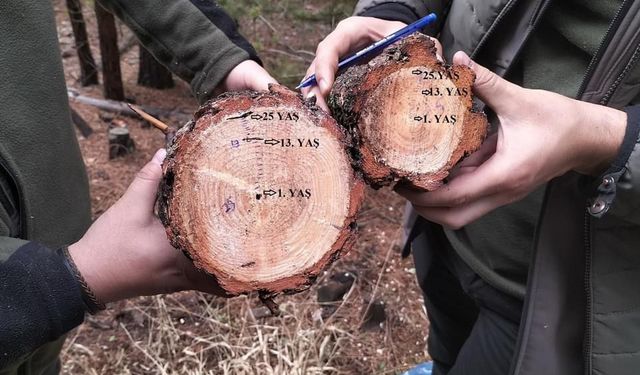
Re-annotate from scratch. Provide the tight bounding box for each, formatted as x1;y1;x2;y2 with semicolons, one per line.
452;51;519;113
123;148;166;209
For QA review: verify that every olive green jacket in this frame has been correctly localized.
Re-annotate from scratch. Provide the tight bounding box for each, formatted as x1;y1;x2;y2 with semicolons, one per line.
0;0;257;373
356;0;640;374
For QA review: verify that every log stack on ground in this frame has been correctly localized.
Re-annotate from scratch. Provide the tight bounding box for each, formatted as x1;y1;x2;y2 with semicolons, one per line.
158;85;365;301
329;34;488;191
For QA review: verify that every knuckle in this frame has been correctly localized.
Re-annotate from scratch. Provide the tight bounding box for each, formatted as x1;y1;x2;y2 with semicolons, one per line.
504;177;522;192
506;169;535;194
135;166;157;182
451;193;469;206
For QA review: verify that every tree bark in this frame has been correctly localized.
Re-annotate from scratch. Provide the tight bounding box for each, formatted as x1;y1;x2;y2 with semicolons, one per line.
329;34;488;191
94;2;124;101
65;0;98;86
138;44;174;89
158;85;364;298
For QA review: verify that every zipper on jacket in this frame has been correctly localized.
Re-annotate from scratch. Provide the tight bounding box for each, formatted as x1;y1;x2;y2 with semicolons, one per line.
583;210;593;375
600;43;640;105
0;155;24;238
576;4;636;374
576;0;632;99
471;0;552;80
470;0;520;59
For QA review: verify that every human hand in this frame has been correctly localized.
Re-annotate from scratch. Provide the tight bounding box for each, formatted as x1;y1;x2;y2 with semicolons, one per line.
396;51;627;229
220;59;278;93
68;149;227;304
302;16;442;111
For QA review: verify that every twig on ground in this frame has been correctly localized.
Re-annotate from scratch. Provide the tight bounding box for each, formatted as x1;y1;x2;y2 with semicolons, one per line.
359;228;401;327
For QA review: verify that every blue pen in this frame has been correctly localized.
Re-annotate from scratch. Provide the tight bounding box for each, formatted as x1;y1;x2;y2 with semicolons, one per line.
296;13;437;90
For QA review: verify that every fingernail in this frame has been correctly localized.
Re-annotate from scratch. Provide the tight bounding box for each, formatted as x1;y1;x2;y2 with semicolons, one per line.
305;92;317;106
152;148;167;164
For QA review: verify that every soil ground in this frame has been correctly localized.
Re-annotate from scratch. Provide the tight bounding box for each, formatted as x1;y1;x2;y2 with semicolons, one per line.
53;1;430;373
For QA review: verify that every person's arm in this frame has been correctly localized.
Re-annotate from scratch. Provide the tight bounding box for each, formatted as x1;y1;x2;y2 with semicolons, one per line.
579;106;640;223
0;150;224;370
396;52;634;228
97;0;276;102
354;0;445;32
0;242;86;369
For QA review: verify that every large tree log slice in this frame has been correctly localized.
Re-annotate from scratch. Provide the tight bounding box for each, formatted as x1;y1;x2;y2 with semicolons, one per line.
329;34;488;190
158;85;364;298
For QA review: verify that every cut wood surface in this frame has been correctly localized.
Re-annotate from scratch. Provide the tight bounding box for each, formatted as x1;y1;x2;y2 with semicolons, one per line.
329;34;488;190
159;85;365;297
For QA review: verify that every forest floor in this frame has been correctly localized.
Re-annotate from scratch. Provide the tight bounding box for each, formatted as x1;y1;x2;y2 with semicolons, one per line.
53;1;430;373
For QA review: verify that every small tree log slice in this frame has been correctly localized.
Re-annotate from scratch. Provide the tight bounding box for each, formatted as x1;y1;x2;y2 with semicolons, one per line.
159;85;364;297
329;34;488;190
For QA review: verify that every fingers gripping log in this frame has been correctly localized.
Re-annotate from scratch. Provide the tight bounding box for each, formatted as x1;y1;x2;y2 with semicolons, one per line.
329;34;489;190
158;85;365;300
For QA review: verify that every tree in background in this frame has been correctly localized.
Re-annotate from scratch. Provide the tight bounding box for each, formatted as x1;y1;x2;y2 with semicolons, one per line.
138;45;175;89
94;2;124;101
65;0;98;86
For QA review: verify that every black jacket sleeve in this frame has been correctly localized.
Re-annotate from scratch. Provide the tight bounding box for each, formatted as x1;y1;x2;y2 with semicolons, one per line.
356;0;448;36
587;104;640;221
0;242;85;369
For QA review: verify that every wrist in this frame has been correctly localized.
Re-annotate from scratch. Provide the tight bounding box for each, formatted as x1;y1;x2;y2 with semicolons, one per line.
574;102;627;176
68;235;190;304
67;240;115;304
58;245;106;313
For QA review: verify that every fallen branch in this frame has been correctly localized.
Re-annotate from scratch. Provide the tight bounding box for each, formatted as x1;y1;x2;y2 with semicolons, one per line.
69;107;94;138
67;88;191;124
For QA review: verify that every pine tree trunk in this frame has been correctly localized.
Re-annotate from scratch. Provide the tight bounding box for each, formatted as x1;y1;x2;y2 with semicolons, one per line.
94;2;124;101
158;85;364;298
138;45;174;89
65;0;98;86
329;34;488;191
